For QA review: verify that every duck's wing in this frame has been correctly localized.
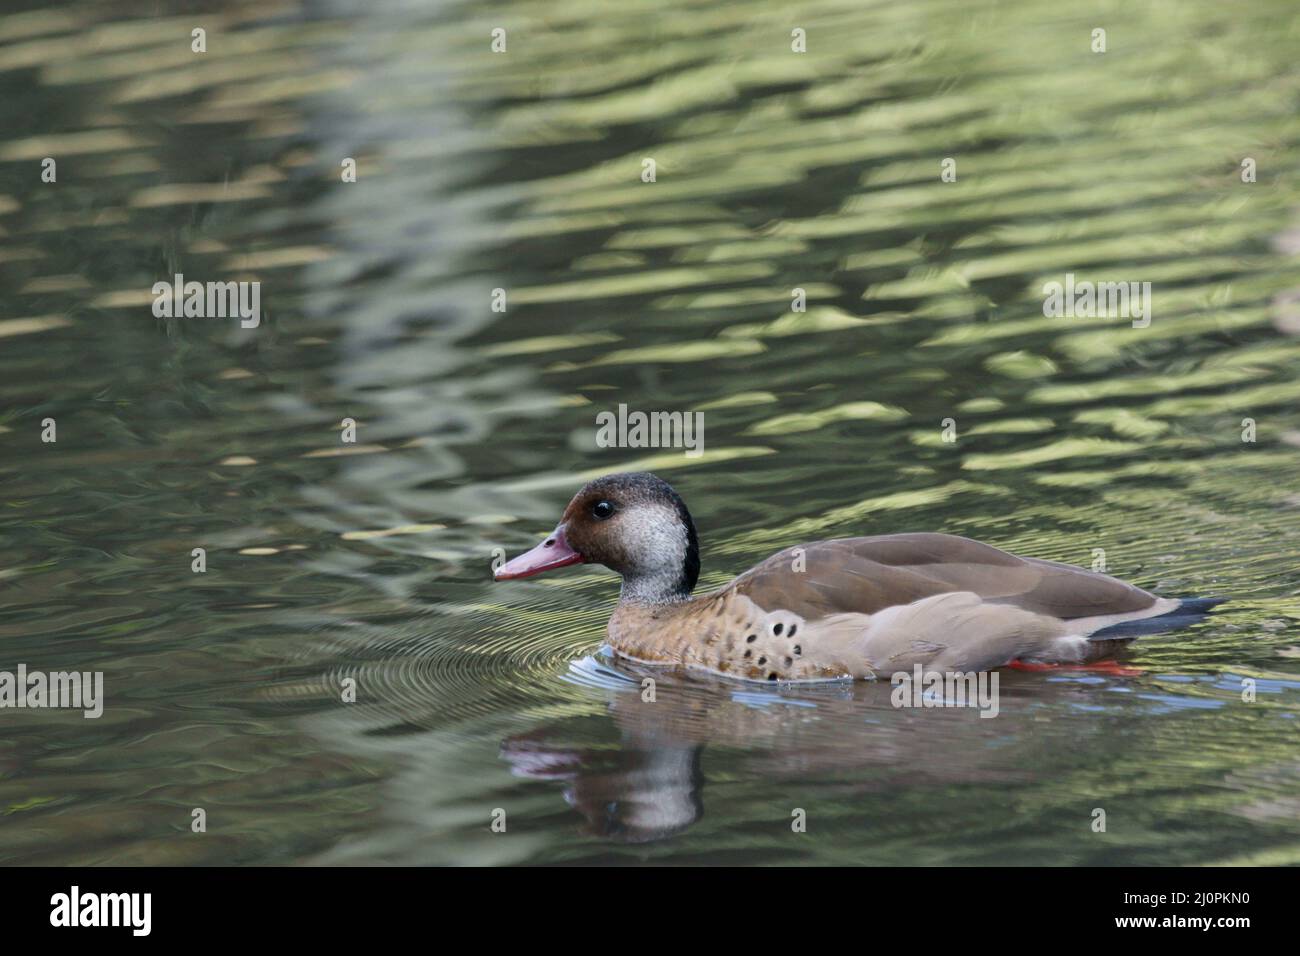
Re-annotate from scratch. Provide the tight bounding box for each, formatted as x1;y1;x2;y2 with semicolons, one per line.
728;532;1161;622
671;534;1180;679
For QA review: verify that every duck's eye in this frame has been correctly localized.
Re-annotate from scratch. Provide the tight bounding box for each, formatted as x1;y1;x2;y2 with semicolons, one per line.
591;500;615;520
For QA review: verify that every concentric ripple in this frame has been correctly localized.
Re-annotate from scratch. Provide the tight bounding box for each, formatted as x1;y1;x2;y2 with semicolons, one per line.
259;586;614;732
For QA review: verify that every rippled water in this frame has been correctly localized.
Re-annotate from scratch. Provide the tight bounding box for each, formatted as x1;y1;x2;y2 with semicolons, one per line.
2;0;1299;864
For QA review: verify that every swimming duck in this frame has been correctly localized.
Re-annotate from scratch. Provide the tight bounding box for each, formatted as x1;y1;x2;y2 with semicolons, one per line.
493;472;1219;682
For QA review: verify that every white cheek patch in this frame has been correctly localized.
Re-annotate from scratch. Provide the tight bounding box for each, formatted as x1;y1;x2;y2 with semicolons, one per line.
616;503;690;600
619;503;687;572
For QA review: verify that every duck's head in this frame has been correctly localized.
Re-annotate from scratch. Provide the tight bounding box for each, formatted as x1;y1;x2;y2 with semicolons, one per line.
493;472;700;604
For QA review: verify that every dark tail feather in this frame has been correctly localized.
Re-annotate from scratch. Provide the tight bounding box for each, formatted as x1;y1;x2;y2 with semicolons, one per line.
1089;597;1226;640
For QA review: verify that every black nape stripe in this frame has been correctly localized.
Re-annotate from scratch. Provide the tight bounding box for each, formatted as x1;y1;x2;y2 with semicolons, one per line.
665;484;700;596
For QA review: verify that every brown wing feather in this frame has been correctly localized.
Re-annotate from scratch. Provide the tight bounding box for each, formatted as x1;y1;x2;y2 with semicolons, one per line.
729;533;1157;622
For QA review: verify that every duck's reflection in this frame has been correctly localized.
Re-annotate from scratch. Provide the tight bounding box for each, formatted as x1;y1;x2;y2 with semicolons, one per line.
501;655;1104;843
503;733;704;842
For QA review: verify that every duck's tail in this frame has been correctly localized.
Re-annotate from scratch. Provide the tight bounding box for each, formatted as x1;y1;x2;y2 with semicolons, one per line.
1088;597;1225;640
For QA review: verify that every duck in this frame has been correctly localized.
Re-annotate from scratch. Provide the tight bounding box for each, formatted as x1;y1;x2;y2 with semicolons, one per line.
493;472;1221;682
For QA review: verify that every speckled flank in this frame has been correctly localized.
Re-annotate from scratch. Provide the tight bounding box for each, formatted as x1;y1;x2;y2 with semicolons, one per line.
608;591;850;682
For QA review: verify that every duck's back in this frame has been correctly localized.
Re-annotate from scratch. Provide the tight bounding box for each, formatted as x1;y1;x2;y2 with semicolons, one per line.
729;532;1160;621
708;533;1183;676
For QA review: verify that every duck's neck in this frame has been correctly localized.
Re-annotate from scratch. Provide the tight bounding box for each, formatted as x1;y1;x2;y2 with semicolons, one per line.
619;572;694;606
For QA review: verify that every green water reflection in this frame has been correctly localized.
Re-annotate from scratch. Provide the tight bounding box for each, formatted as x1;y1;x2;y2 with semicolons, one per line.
0;0;1298;864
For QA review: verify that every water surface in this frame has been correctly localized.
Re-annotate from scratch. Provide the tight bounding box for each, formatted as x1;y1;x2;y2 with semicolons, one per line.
1;0;1299;865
